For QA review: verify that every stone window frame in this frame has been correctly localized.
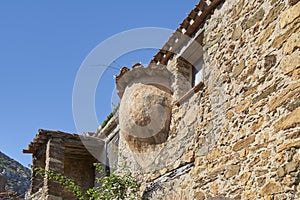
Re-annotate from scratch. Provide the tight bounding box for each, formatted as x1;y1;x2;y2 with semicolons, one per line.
191;59;203;87
174;29;205;106
147;0;224;107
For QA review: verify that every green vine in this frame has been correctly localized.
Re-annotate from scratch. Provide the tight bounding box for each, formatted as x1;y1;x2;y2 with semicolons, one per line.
35;163;141;200
101;104;120;128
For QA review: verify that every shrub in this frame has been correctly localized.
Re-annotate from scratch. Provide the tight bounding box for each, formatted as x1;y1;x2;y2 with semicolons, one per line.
36;163;141;200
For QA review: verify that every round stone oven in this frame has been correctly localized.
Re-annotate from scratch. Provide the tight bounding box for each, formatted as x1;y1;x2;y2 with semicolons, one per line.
116;65;172;152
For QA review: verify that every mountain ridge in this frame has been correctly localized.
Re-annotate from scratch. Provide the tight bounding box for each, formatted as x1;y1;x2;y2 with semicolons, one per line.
0;150;31;197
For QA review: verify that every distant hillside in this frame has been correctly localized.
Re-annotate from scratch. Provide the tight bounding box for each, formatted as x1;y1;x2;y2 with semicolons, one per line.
0;151;31;197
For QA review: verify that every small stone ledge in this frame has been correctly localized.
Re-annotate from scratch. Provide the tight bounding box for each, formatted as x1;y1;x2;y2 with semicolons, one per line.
175;81;204;106
96;112;119;139
46;194;62;200
143;163;193;198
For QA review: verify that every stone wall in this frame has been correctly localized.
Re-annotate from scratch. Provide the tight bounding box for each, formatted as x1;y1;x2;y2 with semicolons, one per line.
25;130;99;200
0;174;7;192
63;157;95;199
118;0;300;199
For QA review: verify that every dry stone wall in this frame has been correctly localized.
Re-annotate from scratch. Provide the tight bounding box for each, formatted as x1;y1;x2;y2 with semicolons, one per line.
118;0;300;199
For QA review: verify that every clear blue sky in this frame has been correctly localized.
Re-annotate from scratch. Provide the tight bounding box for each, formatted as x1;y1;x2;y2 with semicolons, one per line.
0;1;198;167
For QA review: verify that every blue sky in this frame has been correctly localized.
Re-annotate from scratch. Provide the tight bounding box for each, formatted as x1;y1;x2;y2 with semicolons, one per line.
0;1;198;167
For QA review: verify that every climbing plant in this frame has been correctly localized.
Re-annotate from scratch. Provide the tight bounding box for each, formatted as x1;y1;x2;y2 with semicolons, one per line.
36;163;141;200
101;104;120;128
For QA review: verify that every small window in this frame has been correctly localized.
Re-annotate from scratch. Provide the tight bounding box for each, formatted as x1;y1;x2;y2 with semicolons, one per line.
192;59;203;86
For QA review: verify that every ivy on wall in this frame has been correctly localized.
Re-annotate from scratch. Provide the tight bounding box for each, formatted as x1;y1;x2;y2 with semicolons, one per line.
36;163;141;200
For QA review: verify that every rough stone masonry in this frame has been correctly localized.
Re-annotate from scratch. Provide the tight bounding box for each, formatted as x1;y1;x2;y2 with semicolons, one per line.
116;0;300;199
24;0;300;199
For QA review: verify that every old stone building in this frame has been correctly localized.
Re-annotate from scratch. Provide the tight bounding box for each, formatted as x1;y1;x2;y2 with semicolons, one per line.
24;0;300;199
23;130;104;199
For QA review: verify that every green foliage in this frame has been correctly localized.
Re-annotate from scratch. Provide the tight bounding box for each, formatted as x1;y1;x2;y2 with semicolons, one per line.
101;104;120;128
36;163;141;200
36;168;85;199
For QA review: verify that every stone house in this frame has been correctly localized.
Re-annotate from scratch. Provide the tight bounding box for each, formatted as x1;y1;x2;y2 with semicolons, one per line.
23;130;104;199
24;0;300;199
